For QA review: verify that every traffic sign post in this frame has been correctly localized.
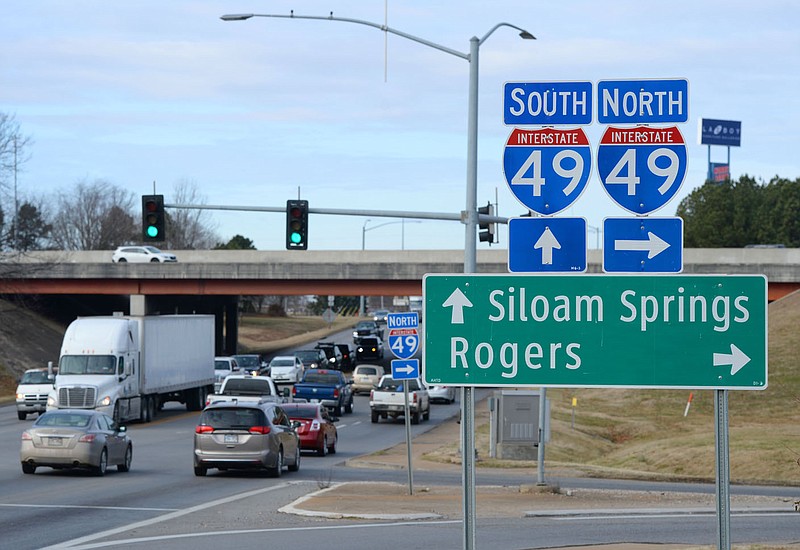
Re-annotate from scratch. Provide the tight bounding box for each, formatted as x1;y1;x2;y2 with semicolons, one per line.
503;127;592;215
423;273;767;390
508;217;586;273
597;125;688;215
603;217;683;273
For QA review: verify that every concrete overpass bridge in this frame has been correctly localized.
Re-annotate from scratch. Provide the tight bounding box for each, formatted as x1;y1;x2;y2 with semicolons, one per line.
2;248;797;354
1;248;798;299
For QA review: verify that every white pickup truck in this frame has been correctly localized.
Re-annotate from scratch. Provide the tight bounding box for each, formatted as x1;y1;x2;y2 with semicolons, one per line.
369;375;430;424
205;375;289;407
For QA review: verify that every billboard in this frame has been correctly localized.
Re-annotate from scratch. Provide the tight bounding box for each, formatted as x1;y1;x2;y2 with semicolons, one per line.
699;118;741;147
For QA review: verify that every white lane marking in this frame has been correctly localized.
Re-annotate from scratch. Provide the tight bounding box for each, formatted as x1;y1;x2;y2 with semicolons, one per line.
54;520;461;549
0;503;176;512
40;481;298;549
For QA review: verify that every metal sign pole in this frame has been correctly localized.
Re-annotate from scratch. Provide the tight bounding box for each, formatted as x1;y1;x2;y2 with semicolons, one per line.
404;383;413;495
714;389;731;550
461;386;476;549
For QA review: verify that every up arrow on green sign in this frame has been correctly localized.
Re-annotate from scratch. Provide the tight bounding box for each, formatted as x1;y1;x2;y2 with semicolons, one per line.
423;274;767;390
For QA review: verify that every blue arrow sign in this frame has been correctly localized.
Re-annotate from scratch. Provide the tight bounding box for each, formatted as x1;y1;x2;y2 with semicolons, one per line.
509;217;587;273
504;127;592;215
597;125;687;215
598;78;689;124
391;359;419;380
603;217;684;273
504;81;593;125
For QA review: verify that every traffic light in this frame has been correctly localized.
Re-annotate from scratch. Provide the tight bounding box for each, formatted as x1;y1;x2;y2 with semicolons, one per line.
478;202;495;245
286;199;309;250
142;195;165;242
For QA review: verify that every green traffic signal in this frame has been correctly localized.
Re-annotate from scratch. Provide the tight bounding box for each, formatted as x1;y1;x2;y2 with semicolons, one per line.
142;195;166;242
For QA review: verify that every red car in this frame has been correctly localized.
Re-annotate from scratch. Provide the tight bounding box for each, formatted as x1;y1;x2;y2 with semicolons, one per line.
282;403;338;456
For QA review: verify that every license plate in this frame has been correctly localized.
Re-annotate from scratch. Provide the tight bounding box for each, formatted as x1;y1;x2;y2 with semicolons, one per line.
48;437;63;446
224;434;238;444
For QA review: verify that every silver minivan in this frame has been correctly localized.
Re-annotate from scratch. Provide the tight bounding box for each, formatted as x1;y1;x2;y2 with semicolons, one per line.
193;401;300;477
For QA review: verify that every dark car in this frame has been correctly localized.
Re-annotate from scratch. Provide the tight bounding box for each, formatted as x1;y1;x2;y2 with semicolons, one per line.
334;343;356;370
281;402;338;456
231;354;264;376
356;336;384;363
294;349;329;370
193;401;300;477
315;341;344;370
352;320;382;342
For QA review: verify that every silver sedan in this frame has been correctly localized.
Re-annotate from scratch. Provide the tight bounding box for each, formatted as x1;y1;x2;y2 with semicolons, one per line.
20;409;132;476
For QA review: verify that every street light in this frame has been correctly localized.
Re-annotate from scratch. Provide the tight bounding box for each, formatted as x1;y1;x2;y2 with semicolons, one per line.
220;13;534;548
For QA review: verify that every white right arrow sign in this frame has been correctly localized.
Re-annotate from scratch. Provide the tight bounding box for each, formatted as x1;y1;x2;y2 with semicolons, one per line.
713;344;751;376
614;231;670;259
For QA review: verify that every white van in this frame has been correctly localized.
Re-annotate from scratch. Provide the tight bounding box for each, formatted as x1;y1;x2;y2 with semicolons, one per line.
16;368;56;420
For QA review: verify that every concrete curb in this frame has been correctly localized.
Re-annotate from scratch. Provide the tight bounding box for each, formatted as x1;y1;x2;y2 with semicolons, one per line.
278;482;443;521
524;506;794;518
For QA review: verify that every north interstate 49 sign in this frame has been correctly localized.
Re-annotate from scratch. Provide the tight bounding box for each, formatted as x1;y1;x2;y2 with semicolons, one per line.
423;274;767;390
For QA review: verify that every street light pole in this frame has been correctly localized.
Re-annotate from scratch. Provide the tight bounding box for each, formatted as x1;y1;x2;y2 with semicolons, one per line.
220;14;534;548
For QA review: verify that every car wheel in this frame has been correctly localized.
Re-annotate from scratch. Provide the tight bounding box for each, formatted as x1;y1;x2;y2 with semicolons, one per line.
194;465;207;477
371;411;379;423
328;433;338;455
412;411;421;425
118;445;132;472
344;398;353;414
117;258;127;263
423;406;430;421
21;462;36;474
334;404;343;417
150;257;160;262
288;445;300;472
18;411;26;420
318;435;328;457
94;448;108;476
268;448;283;478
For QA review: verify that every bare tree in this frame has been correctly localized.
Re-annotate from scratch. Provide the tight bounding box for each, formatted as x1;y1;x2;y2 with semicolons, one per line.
166;179;221;249
49;179;137;250
0;112;33;250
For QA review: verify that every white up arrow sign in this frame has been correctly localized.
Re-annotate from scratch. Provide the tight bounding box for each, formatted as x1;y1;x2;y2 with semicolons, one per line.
534;227;561;265
442;288;473;324
614;231;670;259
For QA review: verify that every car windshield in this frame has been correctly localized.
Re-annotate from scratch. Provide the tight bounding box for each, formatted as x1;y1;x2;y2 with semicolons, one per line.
36;413;92;428
21;371;52;384
356;322;374;330
233;356;260;368
199;407;266;429
379;378;420;391
302;372;340;385
215;360;233;371
357;367;378;376
223;379;273;395
59;355;116;375
360;339;379;347
270;359;296;368
294;352;318;362
284;407;319;419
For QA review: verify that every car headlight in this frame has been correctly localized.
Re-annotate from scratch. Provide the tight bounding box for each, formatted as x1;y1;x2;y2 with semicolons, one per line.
98;395;112;407
47;395;57;407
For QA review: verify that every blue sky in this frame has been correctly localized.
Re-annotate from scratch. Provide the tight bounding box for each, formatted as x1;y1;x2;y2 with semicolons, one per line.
3;1;798;251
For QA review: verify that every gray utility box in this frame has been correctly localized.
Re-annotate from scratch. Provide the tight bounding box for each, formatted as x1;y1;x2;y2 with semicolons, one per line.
489;390;549;460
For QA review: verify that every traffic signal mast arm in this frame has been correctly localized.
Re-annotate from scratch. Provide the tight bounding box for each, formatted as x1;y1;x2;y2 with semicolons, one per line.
166;202;510;225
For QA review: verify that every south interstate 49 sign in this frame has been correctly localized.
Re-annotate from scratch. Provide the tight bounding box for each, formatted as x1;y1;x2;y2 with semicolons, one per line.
423;274;767;390
503;127;591;215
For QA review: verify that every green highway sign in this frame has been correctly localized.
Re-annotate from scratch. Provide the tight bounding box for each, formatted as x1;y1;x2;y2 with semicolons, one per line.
423;274;767;390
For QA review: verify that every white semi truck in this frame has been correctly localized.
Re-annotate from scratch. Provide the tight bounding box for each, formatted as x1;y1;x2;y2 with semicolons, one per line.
48;314;216;423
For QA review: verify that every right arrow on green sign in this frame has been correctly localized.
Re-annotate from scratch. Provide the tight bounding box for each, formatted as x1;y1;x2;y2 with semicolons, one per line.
423;274;767;390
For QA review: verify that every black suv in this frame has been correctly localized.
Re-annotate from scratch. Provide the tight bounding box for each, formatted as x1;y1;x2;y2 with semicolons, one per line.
315;341;344;370
356;336;384;362
352;320;382;342
335;343;356;370
294;349;329;370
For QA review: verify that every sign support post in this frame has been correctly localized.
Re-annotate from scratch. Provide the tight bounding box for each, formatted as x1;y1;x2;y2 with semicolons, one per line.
404;383;414;495
715;389;731;550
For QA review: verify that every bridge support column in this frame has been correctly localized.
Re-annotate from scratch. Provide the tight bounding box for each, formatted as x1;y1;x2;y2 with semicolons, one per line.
129;295;146;316
224;298;239;356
